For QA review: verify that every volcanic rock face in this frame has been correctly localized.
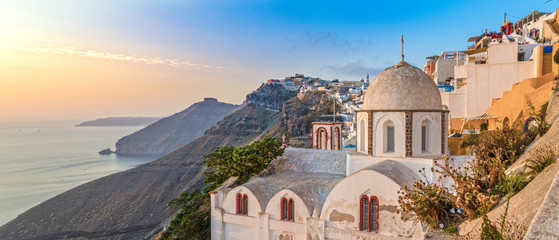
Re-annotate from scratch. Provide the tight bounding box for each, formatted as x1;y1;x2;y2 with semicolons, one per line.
114;98;239;156
262;91;338;147
0;85;297;240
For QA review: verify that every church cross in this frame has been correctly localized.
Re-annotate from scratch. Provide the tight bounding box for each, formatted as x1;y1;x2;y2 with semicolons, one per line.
401;35;404;61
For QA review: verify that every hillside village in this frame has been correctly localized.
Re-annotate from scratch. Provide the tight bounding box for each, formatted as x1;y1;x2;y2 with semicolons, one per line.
4;6;559;240
207;7;559;240
263;8;559;151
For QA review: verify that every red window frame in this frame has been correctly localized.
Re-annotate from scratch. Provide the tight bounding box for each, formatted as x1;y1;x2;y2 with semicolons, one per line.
281;197;288;220
369;196;379;233
359;195;369;231
281;197;295;221
360;195;379;233
242;194;248;215
288;198;295;221
236;193;242;214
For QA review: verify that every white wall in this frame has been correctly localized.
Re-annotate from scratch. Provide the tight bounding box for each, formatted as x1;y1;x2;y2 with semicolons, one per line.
412;112;442;157
441;87;467;119
372;112;405;158
465;61;534;117
449;43;536;119
320;170;423;238
265;189;311;222
222;186;263;216
356;112;368;154
488;42;518;64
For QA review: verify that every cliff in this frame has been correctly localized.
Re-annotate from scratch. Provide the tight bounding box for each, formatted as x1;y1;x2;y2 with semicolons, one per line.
0;84;300;240
263;91;339;147
76;117;162;127
114;98;239;156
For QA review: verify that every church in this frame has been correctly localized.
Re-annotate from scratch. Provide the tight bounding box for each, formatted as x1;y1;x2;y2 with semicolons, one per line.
210;57;449;239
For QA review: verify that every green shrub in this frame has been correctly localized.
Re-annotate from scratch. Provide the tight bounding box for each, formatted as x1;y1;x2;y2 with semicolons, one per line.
398;169;458;228
203;137;284;191
444;224;458;235
526;145;556;175
526;101;549;138
480;215;503;240
493;173;529;196
162;137;285;239
162;189;210;240
469;129;532;189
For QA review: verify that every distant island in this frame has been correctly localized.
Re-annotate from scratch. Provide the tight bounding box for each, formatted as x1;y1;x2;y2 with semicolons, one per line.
76;117;162;127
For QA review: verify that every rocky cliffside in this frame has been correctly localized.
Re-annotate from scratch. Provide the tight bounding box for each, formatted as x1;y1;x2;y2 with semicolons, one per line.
114;98;239;156
263;91;339;147
0;84;302;240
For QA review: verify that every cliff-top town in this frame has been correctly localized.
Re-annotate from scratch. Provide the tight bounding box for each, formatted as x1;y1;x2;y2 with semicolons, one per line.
3;4;559;240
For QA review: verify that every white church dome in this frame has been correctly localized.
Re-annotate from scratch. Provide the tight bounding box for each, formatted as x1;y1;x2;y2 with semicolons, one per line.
363;61;442;111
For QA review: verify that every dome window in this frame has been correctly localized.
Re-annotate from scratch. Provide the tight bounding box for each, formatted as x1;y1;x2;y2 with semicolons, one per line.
384;121;395;153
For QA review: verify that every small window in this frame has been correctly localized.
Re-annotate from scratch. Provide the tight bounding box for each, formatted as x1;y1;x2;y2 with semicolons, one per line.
518;52;525;61
385;123;395;153
360;195;379;233
236;193;243;215
288;199;295;221
421;120;429;153
281;198;288;220
370;197;378;232
242;194;248;215
360;195;369;231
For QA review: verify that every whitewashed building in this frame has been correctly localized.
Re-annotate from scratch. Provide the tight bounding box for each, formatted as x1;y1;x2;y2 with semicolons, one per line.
210;60;448;239
441;41;552;129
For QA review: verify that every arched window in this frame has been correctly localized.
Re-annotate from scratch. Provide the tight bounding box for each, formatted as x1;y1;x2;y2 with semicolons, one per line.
242;194;248;215
288;198;295;221
318;128;328;150
281;198;288;220
360;195;379;233
421;119;430;153
370;196;379;233
360;195;369;231
359;119;366;153
503;117;510;129
384;120;395;153
334;127;340;150
236;193;243;214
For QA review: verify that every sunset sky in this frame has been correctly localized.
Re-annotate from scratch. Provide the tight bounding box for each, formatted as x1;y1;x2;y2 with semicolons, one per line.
1;0;557;121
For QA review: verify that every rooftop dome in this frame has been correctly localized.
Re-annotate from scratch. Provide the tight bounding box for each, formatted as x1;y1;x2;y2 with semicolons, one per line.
363;61;442;111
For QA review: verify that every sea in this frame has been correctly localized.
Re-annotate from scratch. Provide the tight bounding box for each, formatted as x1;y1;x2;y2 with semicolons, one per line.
0;121;157;226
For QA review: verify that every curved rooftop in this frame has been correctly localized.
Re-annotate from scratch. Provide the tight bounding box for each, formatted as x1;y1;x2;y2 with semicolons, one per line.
363;61;442;111
361;160;419;187
243;170;344;216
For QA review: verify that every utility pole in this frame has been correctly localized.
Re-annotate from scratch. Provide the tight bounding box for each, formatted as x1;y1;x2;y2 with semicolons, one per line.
333;97;336;122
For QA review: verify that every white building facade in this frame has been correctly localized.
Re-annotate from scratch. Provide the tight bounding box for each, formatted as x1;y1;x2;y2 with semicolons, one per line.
443;42;542;121
210;60;448;240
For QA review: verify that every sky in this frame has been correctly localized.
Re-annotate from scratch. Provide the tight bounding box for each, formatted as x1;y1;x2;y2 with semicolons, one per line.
1;0;558;121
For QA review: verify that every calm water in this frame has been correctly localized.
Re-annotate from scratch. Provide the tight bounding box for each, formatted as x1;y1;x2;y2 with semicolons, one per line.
0;121;157;226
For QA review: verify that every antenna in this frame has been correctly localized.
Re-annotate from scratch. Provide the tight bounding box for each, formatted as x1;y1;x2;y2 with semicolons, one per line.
401;35;405;61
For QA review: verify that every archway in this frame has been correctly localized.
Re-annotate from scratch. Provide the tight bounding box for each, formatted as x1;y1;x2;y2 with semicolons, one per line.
334;127;341;150
317;128;328;150
503;117;510;129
